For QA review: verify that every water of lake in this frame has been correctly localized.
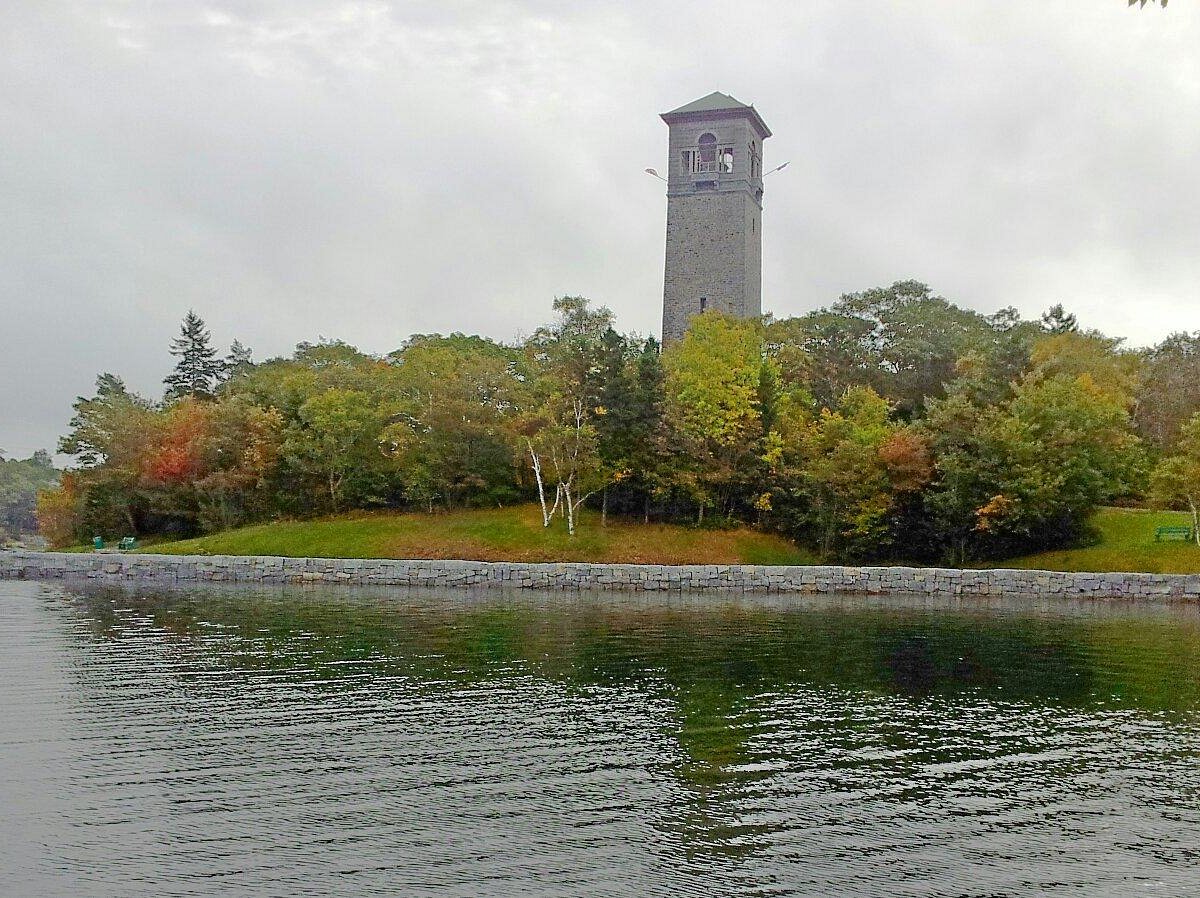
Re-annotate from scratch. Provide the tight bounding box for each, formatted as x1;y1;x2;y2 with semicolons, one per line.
2;580;1200;897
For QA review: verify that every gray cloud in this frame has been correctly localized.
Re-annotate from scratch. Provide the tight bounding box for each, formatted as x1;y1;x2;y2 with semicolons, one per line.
1;1;1197;458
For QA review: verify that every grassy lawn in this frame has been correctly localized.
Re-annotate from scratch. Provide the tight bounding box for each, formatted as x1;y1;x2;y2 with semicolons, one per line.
986;507;1200;574
71;505;1200;573
144;504;815;566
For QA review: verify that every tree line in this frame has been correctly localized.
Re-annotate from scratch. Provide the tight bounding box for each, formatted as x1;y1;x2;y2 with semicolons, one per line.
0;450;58;542
35;283;1200;560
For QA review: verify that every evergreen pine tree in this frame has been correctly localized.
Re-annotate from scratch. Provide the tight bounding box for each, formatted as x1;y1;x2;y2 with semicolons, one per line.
223;340;254;380
593;333;667;523
164;310;223;400
1040;304;1079;335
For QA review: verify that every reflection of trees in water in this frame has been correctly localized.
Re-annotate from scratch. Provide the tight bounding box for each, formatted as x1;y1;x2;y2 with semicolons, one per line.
63;585;1200;745
64;585;1200;705
57;585;1200;870
880;629;1095;701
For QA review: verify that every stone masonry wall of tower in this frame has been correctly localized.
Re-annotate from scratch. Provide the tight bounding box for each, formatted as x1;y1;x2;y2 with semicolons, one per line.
660;93;771;345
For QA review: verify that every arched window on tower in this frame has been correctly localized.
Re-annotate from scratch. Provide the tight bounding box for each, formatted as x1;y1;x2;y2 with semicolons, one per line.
683;133;734;175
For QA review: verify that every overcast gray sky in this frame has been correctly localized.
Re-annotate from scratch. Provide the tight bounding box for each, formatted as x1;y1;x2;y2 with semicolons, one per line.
1;1;1197;459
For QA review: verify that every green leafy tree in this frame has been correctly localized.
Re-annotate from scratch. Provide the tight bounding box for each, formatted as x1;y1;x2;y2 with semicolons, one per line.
1003;374;1143;521
766;310;875;412
1150;413;1200;544
58;374;157;536
839;281;995;416
193;398;284;531
36;471;82;547
59;374;152;466
662;312;768;521
1027;330;1139;408
521;297;615;533
768;387;931;557
284;389;385;512
383;335;522;510
0;450;58;539
1135;332;1200;451
525;296;614;401
922;373;1144;562
525;398;606;536
775;281;993;417
949;307;1043;408
227;340;386;424
227;339;403;516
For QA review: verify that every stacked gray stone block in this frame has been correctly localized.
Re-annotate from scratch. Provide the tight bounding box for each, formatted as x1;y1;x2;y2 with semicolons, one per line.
2;551;1198;601
660;92;771;344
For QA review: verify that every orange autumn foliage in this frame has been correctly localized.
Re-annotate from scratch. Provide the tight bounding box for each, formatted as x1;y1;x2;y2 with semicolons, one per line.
142;399;213;486
878;429;933;493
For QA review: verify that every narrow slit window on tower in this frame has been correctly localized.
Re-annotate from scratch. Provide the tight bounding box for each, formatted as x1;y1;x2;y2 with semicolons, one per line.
697;133;717;171
699;297;707;312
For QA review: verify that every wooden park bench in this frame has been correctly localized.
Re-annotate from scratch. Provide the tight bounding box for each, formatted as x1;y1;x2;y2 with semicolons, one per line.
1154;525;1192;542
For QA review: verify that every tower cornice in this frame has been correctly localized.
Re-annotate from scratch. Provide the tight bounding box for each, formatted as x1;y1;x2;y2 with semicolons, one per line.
660;92;771;140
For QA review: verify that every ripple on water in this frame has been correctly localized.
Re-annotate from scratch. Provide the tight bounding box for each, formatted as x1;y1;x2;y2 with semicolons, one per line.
1;580;1200;897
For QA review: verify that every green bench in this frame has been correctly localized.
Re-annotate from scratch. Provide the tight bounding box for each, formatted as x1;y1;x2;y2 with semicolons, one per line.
92;536;138;552
1155;526;1192;542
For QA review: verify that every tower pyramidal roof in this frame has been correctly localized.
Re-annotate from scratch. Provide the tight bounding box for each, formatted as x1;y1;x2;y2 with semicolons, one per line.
661;91;771;138
664;91;749;115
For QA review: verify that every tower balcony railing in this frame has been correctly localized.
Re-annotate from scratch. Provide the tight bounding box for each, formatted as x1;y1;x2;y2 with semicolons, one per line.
681;147;735;176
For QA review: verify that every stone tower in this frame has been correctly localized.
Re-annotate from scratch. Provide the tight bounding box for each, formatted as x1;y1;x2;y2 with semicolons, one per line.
660;92;771;344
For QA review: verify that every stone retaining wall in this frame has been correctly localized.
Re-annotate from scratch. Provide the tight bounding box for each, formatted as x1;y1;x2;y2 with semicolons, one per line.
2;550;1199;600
